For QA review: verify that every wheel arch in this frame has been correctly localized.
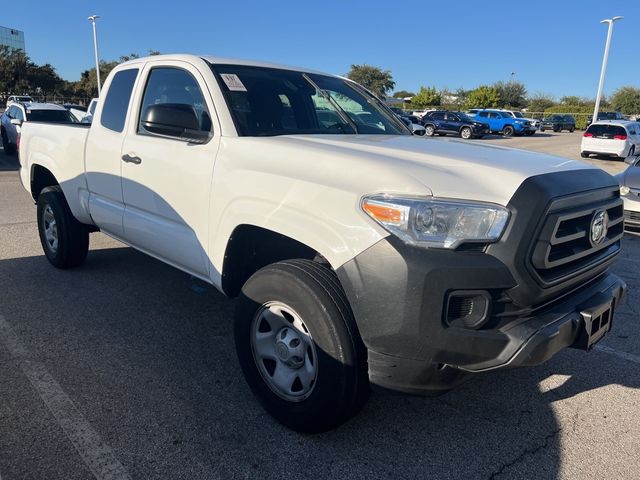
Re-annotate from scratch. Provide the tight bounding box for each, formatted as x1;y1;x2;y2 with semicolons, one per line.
30;164;59;201
221;224;326;297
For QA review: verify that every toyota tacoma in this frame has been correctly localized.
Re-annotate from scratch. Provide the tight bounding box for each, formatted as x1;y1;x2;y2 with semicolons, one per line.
18;54;626;432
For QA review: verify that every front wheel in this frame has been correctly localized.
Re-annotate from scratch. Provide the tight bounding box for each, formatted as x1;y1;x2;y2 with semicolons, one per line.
424;125;435;136
235;259;369;433
502;125;514;137
460;127;472;139
569;126;575;133
37;186;89;269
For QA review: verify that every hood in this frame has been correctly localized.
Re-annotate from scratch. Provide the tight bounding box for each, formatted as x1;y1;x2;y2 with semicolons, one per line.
245;135;599;206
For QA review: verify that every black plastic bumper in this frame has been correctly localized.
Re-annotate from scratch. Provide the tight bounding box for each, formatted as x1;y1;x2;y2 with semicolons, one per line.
337;236;626;392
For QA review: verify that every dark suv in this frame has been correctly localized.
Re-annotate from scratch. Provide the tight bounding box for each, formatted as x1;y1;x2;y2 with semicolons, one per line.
541;115;576;132
422;111;489;139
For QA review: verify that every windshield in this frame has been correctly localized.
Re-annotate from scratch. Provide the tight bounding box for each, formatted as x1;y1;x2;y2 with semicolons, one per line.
26;109;77;123
513;112;523;118
209;64;409;136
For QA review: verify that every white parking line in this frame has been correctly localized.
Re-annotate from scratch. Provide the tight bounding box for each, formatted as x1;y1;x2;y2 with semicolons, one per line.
0;315;131;480
595;344;640;365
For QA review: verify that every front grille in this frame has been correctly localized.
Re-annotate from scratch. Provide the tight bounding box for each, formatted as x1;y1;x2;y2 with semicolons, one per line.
624;210;640;223
530;190;623;285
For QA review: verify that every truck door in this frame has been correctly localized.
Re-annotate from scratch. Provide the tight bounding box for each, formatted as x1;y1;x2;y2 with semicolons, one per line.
120;62;219;278
85;67;140;237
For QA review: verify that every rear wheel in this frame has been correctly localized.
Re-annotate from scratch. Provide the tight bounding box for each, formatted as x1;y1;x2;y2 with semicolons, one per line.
502;125;514;137
36;186;89;269
540;127;545;132
569;126;575;133
424;125;435;136
460;127;472;139
235;259;369;433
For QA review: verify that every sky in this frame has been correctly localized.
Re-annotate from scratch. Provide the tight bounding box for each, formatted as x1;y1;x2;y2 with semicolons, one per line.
2;0;638;99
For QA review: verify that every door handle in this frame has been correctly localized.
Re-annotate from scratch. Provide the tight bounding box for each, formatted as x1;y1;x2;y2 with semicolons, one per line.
121;154;142;165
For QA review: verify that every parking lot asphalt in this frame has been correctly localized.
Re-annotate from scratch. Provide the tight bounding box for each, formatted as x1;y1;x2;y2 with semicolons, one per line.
1;133;639;480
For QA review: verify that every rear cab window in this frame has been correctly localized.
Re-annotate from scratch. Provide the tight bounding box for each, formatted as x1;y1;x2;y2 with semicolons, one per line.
100;68;139;132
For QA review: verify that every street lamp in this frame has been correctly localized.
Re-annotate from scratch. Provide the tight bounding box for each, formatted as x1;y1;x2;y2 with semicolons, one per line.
87;15;102;97
593;16;623;122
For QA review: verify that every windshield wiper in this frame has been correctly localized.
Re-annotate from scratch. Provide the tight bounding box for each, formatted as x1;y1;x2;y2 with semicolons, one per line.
302;73;359;134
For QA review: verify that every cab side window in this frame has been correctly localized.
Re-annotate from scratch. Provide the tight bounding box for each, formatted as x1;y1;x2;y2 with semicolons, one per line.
138;67;212;138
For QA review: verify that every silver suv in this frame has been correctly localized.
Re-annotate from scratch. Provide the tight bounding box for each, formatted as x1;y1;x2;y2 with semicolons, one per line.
1;102;76;155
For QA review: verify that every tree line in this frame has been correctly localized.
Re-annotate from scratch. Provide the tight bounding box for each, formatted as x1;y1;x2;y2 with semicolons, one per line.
346;64;640;115
0;46;159;104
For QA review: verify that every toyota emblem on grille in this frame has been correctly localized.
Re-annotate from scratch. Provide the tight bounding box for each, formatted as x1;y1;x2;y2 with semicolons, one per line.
590;210;609;246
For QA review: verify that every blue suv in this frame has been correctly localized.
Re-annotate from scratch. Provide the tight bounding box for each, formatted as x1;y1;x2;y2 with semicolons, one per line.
473;109;535;137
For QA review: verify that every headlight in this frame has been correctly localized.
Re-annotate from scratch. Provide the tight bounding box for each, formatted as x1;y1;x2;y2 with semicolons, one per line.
361;195;510;249
620;186;630;196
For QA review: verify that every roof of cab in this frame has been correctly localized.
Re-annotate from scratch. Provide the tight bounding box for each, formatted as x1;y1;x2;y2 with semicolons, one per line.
118;53;333;76
21;102;67;111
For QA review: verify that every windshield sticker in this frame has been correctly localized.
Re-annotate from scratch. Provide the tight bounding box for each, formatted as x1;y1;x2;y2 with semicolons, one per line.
220;74;247;92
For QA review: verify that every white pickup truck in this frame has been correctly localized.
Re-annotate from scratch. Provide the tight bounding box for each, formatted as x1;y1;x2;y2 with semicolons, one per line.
19;54;626;432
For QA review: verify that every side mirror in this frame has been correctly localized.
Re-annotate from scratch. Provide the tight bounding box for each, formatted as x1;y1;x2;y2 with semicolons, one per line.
140;103;210;143
10;118;22;126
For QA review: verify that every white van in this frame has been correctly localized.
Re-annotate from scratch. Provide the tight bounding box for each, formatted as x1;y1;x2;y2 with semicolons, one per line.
581;121;640;159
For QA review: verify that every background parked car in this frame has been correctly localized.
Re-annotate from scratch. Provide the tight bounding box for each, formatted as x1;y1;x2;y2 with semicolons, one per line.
62;103;88;122
397;115;426;135
586;111;625;127
473;109;535;137
81;97;99;123
5;95;34;107
1;102;77;155
581;121;640;160
500;110;540;134
616;155;640;230
541;114;576;132
422;110;489;139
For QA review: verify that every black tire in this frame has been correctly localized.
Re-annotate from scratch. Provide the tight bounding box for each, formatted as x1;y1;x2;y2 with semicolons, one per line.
1;129;15;155
569;126;575;133
460;127;472;139
235;259;369;433
502;125;514;137
581;152;589;158
37;186;89;269
626;146;635;159
540;128;545;132
424;124;435;136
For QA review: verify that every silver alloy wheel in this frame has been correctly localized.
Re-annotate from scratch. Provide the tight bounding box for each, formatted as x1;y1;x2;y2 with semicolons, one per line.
461;127;471;139
42;204;58;253
251;302;318;402
425;125;435;136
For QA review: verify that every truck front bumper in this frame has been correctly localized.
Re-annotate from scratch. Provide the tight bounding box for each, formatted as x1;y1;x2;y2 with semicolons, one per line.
336;236;626;394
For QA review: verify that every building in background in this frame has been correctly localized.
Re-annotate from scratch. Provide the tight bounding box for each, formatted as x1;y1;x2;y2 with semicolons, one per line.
0;25;25;52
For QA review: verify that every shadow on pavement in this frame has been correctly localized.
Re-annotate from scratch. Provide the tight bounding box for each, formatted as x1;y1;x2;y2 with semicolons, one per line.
0;245;637;479
0;148;20;171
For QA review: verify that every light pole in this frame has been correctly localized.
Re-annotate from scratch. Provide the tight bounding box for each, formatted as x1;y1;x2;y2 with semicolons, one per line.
88;15;102;97
593;16;623;122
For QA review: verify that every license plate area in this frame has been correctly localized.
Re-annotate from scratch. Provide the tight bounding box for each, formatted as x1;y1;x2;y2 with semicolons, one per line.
573;298;615;350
